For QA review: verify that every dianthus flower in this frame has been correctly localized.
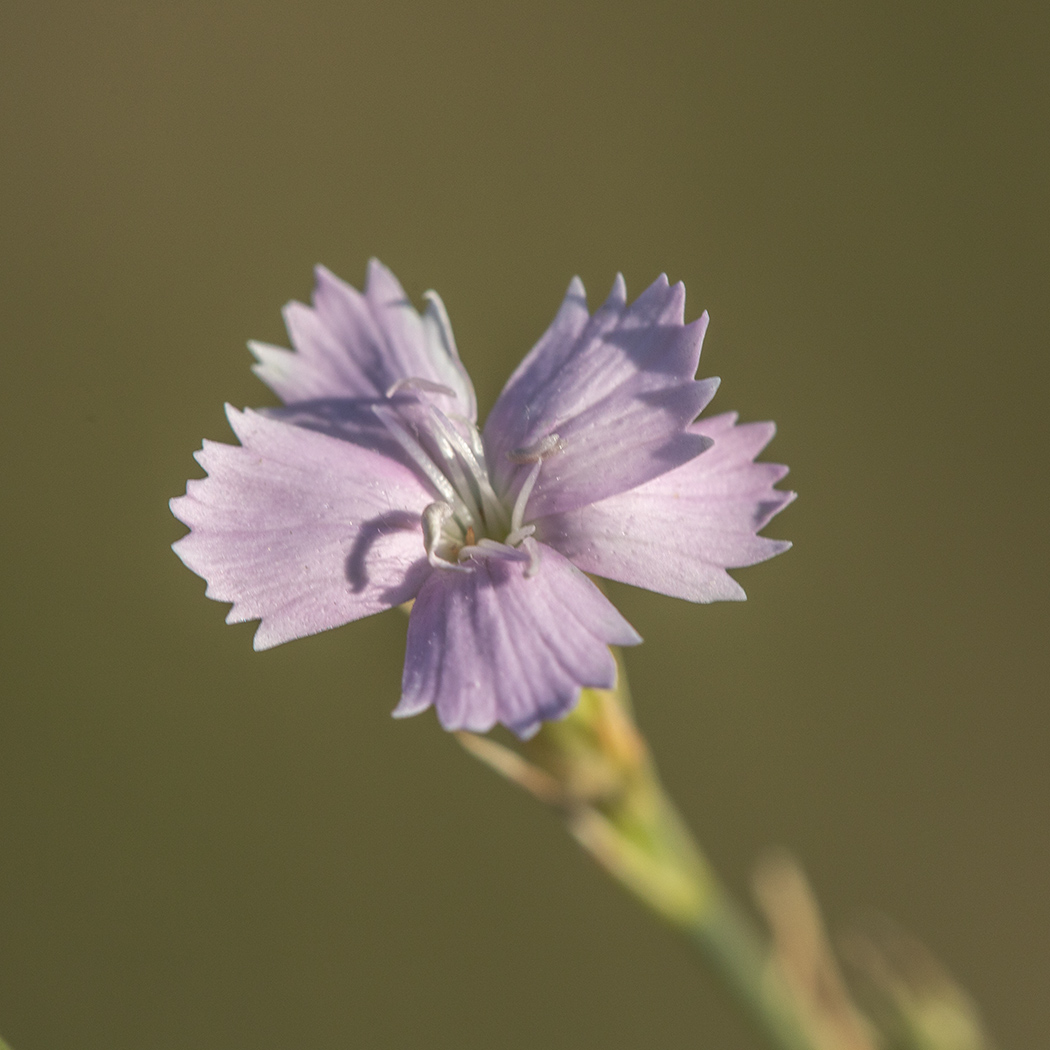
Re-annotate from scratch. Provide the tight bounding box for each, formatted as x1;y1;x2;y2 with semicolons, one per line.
171;261;793;737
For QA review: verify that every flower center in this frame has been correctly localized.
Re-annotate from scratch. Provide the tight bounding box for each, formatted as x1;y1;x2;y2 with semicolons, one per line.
373;380;561;576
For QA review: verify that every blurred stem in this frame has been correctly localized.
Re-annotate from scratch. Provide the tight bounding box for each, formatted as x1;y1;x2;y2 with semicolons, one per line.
457;655;820;1050
569;780;816;1050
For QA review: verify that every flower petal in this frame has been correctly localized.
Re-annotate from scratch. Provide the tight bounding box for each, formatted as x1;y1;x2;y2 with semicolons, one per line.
170;406;434;649
396;543;641;738
484;274;714;518
534;412;794;603
249;260;476;421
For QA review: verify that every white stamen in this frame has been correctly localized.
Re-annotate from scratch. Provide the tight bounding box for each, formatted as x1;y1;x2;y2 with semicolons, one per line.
421;502;470;572
377;383;558;576
449;414;486;459
421;501;452;551
504;524;536;548
458;540;530;565
385;376;458;399
427;404;509;534
426;423;486;530
522;536;541;578
372;405;474;525
510;459;543;535
508;433;563;463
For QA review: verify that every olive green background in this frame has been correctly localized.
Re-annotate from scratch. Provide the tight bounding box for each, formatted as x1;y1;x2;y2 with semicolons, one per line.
2;2;1047;1048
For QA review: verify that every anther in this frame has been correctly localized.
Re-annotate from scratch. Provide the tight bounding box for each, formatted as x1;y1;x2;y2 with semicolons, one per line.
507;433;563;464
385;377;458;399
421;502;469;572
504;524;536;548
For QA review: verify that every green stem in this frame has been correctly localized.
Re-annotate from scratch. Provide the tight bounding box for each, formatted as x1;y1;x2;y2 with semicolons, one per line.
462;668;821;1050
511;673;821;1050
684;875;816;1050
575;772;819;1050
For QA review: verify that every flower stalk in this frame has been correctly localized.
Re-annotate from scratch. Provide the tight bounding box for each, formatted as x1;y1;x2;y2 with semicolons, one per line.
458;655;820;1050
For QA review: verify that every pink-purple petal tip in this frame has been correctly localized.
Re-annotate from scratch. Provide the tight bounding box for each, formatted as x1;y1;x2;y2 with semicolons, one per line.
398;544;640;738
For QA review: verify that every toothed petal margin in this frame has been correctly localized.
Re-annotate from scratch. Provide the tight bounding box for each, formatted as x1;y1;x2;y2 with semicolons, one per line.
535;413;794;603
485;274;715;516
170;406;434;649
396;543;641;738
250;261;476;421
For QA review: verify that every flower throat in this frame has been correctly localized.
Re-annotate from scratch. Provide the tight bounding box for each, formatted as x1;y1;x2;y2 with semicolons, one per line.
373;378;561;575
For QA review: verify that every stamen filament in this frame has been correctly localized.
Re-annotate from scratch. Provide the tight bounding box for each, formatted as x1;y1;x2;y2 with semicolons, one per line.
432;436;486;532
378;389;556;578
449;414;487;460
372;405;474;525
522;535;541;577
504;524;536;548
510;459;543;535
458;540;530;565
427;405;510;534
385;377;458;399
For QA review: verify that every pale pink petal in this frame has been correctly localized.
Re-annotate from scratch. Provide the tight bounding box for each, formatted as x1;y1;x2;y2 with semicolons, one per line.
395;544;641;738
483;274;714;519
534;413;794;603
171;406;434;649
172;261;796;737
249;260;476;420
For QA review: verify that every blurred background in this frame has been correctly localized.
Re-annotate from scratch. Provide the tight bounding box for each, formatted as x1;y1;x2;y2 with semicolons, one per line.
1;1;1047;1047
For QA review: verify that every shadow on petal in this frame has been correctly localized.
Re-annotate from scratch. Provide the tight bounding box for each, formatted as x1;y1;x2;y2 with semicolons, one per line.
345;510;424;593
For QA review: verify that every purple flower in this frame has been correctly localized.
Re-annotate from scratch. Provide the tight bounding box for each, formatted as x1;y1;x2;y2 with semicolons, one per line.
171;261;793;738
